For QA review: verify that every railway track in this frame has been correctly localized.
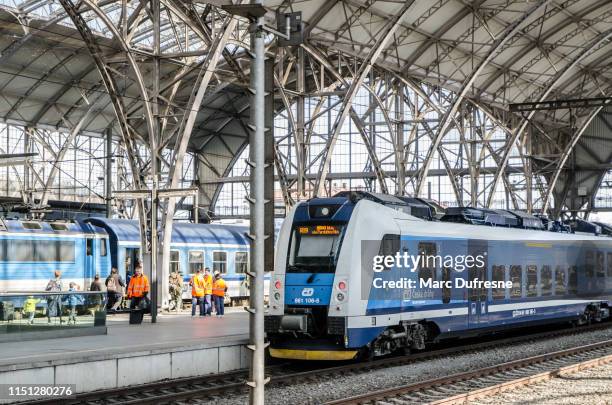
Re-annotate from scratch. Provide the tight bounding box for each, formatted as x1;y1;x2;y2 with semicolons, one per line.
22;321;612;405
325;338;612;405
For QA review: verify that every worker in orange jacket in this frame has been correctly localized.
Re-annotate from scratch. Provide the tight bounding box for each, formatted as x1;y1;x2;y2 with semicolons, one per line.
127;264;150;310
189;268;205;317
203;268;213;316
212;271;227;317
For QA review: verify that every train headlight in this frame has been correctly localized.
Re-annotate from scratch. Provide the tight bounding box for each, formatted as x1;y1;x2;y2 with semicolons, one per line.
274;280;282;290
321;207;330;216
338;281;347;291
337;292;345;301
274;292;281;301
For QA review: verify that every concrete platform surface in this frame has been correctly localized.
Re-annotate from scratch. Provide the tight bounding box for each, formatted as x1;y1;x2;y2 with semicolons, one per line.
0;311;250;397
0;311;249;371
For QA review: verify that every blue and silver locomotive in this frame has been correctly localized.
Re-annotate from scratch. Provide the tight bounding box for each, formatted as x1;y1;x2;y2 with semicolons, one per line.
265;192;612;360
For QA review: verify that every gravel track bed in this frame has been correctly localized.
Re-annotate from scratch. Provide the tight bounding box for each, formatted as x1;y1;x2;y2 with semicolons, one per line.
201;326;612;405
472;361;612;405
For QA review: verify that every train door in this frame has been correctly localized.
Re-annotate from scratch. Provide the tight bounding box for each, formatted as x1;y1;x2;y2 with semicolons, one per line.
85;238;94;281
468;239;489;327
124;247;140;285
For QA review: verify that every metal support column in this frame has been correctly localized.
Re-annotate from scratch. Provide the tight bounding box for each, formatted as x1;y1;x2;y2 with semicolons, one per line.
395;84;405;195
106;128;113;218
296;46;306;199
247;5;268;404
149;0;160;323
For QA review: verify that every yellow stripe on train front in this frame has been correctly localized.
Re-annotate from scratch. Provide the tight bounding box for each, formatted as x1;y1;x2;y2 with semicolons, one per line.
269;348;358;361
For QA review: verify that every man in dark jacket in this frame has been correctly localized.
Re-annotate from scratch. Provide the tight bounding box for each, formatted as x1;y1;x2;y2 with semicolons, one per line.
105;267;125;311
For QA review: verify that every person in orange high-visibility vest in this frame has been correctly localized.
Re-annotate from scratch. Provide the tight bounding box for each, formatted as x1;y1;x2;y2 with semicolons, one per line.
189;268;205;317
127;264;150;310
203;268;213;316
212;271;227;317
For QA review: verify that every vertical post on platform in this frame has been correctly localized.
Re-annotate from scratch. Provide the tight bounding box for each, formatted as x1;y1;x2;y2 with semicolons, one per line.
150;0;160;323
296;46;305;199
24;127;31;206
106;127;113;218
526;129;533;214
248;4;268;404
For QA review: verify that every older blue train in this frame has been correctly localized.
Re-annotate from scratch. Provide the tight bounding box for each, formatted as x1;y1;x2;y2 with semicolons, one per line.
0;218;259;303
265;192;612;360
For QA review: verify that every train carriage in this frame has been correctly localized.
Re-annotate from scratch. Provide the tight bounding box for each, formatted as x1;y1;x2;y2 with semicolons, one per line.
265;192;612;360
0;218;111;292
85;218;267;305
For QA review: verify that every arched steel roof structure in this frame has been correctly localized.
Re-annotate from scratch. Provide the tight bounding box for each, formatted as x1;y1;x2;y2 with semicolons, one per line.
0;0;611;220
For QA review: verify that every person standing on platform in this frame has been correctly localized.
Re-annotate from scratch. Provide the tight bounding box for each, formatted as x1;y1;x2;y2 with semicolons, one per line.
89;274;103;315
105;267;125;312
66;282;82;325
169;269;183;312
212;271;227;318
24;295;40;324
127;264;149;310
45;270;63;324
189;268;205;316
203;268;213;316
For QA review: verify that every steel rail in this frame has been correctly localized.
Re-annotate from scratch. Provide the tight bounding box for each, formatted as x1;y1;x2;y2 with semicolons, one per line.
21;321;612;404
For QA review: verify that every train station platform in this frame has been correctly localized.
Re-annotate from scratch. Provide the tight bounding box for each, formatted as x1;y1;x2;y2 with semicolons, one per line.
0;310;249;397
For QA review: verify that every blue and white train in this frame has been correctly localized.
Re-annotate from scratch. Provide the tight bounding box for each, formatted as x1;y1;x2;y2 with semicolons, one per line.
0;218;266;304
0;219;110;292
265;192;612;360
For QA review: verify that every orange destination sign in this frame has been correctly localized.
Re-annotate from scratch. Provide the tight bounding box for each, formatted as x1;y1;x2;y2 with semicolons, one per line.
298;225;341;235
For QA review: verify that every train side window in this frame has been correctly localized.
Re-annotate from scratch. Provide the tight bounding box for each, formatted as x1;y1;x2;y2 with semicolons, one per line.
235;252;248;273
86;239;93;256
189;251;204;273
596;252;605;277
442;267;451;304
100;239;107;257
213;251;227;273
510;265;522;298
555;266;566;295
608;253;612;277
568;266;578;294
526;265;537;297
22;222;42;230
541;265;552;296
585;251;595;278
492;265;506;300
379;234;400;256
418;242;437;282
170;250;180;274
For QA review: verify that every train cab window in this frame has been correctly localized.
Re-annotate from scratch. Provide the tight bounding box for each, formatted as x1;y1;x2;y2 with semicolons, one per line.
379;234;400;256
417;242;437;282
526;265;538;297
585;251;595;278
510;265;522;299
607;253;612;277
170;251;180;274
442;267;451;304
213;251;227;273
22;222;42;230
568;266;578;294
86;239;93;256
555;266;566;295
596;252;605;277
541;265;552;296
189;251;204;273
235;252;248;273
100;239;107;257
492;265;506;300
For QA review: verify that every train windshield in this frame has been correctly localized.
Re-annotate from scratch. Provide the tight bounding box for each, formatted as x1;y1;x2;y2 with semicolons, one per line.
287;225;344;273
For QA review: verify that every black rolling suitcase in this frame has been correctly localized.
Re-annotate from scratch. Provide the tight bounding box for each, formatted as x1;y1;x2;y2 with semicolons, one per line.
129;309;144;324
